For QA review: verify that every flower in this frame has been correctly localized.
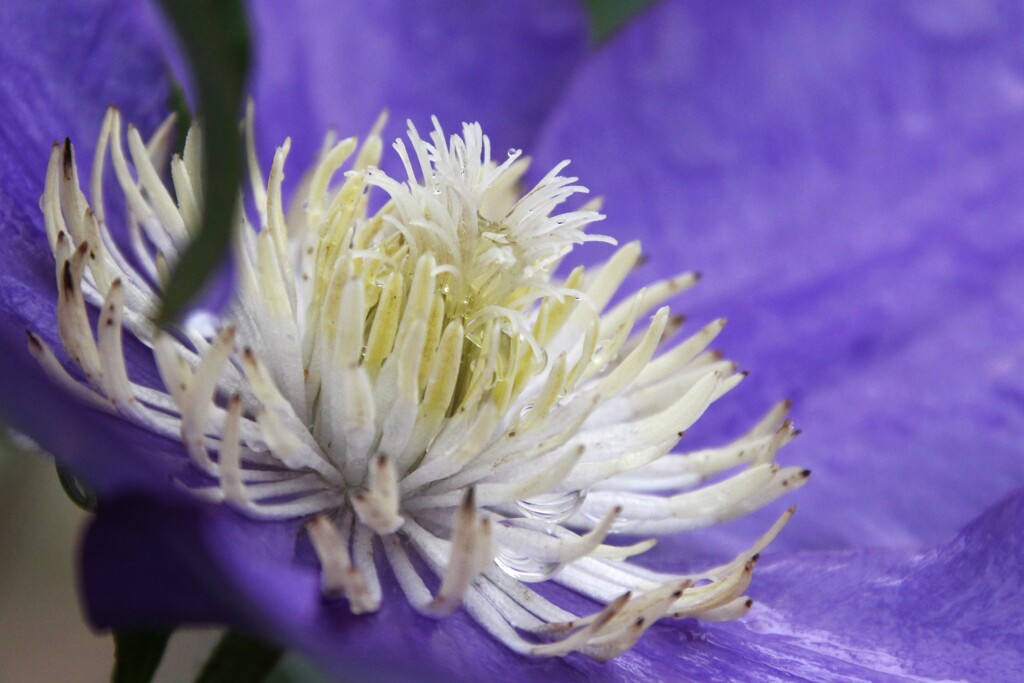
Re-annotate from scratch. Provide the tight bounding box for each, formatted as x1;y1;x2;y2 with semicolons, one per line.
1;0;1023;681
32;95;809;657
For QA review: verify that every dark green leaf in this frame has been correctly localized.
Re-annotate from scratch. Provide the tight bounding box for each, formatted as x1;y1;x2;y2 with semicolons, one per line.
166;70;194;158
264;653;335;683
194;631;284;683
111;629;173;683
56;463;97;511
155;0;251;325
583;0;657;43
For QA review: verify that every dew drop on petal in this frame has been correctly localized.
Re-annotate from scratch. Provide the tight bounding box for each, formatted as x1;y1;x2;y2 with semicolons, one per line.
516;489;587;524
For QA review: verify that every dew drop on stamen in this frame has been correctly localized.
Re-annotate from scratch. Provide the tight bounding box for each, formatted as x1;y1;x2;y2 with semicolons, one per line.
582;508;639;533
494;520;563;582
507;148;520;158
516;489;588;524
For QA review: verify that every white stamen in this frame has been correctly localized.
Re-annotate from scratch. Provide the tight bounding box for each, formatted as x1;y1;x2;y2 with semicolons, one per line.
30;112;809;659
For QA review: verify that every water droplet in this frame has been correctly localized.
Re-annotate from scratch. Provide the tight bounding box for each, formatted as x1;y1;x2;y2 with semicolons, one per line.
507;148;521;158
744;618;773;634
494;520;562;583
518;403;534;419
495;547;562;583
582;507;638;532
516;489;587;524
432;188;442;195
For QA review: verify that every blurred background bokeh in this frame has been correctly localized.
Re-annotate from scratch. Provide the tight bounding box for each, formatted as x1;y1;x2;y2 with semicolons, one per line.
0;436;232;682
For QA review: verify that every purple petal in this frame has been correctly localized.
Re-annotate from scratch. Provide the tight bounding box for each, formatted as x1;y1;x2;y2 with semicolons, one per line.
0;0;185;495
246;0;589;180
82;487;1024;681
532;0;1024;550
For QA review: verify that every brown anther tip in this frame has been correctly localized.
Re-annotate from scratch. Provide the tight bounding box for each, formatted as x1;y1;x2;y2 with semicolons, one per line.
692;272;703;281
26;330;42;351
111;277;123;288
782;398;793;409
751;553;761;563
507;430;516;438
709;349;724;360
61;139;73;175
634;617;646;627
635;253;649;267
739;370;750;378
744;598;754;608
670;313;686;326
801;469;812;478
353;491;368;502
377;453;389;467
462;487;476;510
229;393;242;406
612;505;624;514
56;231;67;244
242;346;254;358
676;430;685;438
792;429;804;438
61;261;74;294
671;590;684;599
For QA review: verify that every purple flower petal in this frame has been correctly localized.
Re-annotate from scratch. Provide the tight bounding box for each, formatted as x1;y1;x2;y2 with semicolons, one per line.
81;486;1024;681
246;0;589;179
0;0;188;496
533;0;1024;550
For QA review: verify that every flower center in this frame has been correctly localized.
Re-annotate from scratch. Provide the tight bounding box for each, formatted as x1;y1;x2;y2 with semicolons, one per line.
29;105;809;659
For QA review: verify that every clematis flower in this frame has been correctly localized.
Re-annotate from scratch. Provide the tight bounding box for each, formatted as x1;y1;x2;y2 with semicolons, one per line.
1;1;1022;682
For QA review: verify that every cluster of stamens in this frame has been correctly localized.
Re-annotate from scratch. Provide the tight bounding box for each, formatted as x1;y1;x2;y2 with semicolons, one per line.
30;104;808;659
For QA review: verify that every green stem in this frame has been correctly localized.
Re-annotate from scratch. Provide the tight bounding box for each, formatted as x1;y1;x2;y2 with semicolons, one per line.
111;629;172;683
194;631;284;683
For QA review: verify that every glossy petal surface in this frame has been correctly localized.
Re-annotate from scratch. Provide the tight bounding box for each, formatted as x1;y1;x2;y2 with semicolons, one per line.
0;0;182;496
533;0;1024;551
83;486;1024;681
247;0;589;181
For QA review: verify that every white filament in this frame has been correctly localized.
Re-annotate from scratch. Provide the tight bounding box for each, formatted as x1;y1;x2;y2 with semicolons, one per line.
30;106;809;659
